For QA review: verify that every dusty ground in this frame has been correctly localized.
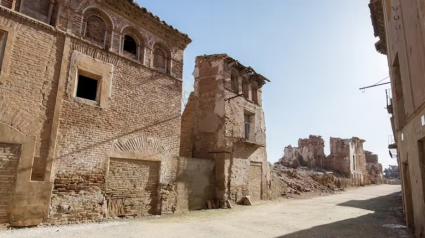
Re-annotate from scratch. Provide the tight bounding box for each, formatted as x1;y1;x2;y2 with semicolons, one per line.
1;185;411;238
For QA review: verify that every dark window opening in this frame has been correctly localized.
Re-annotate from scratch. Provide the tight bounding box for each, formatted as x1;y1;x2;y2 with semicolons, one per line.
76;75;98;101
0;31;7;74
353;156;356;170
244;114;251;140
123;35;137;55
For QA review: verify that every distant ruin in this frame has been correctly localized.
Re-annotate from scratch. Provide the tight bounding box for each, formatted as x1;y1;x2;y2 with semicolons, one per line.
279;135;384;186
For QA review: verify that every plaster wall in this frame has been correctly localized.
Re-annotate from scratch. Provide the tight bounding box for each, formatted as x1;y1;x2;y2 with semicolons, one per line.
378;0;425;234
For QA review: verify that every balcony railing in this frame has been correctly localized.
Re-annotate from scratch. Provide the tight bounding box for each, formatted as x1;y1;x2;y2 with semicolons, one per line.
386;89;393;114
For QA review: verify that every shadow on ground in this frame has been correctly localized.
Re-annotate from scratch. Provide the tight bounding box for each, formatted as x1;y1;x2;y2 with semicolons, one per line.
275;191;413;238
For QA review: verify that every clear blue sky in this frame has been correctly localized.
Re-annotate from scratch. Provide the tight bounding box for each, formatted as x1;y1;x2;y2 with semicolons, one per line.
137;0;396;169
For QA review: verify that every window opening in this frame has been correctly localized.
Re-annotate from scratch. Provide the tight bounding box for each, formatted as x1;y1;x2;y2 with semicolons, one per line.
0;31;7;75
76;75;98;101
123;35;137;55
244;114;251;140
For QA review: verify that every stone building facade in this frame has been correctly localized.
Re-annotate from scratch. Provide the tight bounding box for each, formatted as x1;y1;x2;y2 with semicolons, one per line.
370;0;425;235
180;54;270;204
0;0;191;226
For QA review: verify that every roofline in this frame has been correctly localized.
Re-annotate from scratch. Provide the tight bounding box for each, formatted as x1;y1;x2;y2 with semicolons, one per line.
114;0;192;43
369;0;387;55
196;54;271;83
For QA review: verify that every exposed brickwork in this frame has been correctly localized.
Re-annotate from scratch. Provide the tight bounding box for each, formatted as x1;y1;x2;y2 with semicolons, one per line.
0;12;65;182
181;54;270;204
84;15;107;47
0;0;13;9
0;0;190;226
106;159;160;217
0;143;20;223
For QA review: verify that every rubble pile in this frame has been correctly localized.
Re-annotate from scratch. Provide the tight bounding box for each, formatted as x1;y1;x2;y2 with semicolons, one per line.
271;164;350;199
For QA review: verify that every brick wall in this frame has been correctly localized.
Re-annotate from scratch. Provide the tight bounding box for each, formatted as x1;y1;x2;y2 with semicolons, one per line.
106;159;160;217
50;37;183;223
0;0;13;9
0;143;20;223
1;0;190;226
0;11;65;181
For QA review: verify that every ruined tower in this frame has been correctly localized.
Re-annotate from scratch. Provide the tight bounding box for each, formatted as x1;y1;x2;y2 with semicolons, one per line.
180;54;270;203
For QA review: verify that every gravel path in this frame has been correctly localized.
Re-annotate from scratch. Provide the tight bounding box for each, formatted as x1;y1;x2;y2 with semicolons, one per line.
1;185;412;238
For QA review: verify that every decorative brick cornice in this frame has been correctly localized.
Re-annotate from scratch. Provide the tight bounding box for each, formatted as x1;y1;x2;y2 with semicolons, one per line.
104;0;191;49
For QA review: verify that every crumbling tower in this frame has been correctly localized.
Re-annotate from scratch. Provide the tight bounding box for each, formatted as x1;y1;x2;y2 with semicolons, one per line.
180;54;270;203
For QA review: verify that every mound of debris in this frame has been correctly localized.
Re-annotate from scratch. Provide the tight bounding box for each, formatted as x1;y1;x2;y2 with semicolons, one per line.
270;164;351;199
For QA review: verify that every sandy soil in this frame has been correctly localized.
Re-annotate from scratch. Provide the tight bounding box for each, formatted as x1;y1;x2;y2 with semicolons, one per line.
1;185;412;238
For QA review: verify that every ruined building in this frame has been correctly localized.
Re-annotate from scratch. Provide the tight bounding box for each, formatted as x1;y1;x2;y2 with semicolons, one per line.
326;137;368;186
365;151;384;184
180;54;270;204
280;136;370;186
0;0;191;226
384;165;400;180
370;0;425;235
280;135;326;168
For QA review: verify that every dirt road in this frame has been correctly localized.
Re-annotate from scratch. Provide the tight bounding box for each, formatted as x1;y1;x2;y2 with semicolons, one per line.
1;185;411;238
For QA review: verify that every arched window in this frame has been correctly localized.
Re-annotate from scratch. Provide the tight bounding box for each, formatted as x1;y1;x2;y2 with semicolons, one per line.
84;15;107;46
121;26;144;62
154;48;167;70
123;35;137;55
231;72;239;93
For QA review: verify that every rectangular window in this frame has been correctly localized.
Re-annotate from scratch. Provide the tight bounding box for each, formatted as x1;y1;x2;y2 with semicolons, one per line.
244;114;251;140
76;75;98;101
0;31;7;75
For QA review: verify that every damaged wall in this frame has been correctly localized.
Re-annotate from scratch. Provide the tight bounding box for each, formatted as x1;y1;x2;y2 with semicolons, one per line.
279;136;371;187
0;0;191;226
176;157;215;212
181;54;270;204
280;136;326;168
